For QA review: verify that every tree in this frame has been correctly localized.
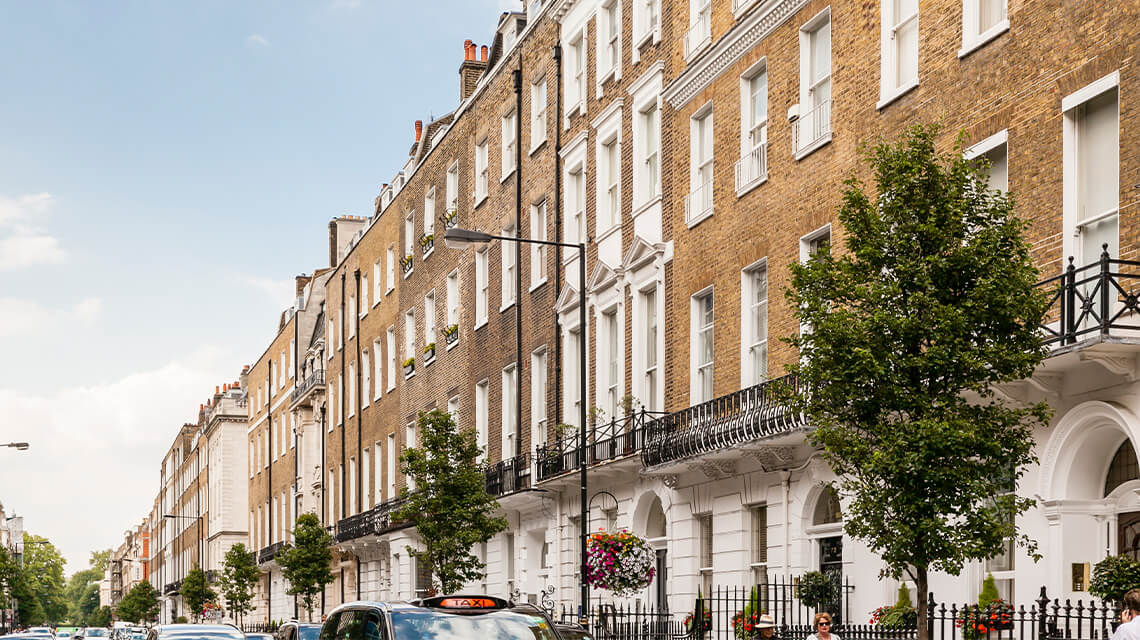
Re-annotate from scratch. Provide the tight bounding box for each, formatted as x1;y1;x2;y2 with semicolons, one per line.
88;605;112;628
393;409;508;594
179;566;216;623
21;534;68;624
783;124;1050;640
115;582;160;624
65;569;102;624
218;544;259;626
78;584;100;625
0;547;20;614
278;513;333;622
88;550;112;575
1090;555;1140;605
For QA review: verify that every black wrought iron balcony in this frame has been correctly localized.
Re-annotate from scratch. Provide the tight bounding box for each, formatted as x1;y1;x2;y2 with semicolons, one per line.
534;410;652;483
257;540;286;565
484;453;531;497
335;496;409;543
1037;250;1140;349
641;373;806;469
290;370;326;407
163;580;181;595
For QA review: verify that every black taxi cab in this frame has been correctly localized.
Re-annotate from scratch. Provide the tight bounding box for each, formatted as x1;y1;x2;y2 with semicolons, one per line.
318;595;591;640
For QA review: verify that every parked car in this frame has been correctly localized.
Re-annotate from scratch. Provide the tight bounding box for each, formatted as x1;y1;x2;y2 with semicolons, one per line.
319;595;581;640
274;622;320;640
81;629;109;640
145;625;244;640
244;634;273;640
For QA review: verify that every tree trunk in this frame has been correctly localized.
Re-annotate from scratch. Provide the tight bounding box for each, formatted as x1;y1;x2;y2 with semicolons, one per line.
916;566;930;640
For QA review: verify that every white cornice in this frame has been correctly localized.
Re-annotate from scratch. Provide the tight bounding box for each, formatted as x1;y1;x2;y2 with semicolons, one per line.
662;0;807;109
551;0;578;22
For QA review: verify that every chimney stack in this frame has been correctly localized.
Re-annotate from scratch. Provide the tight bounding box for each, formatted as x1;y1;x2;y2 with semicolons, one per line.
480;45;488;61
415;120;423;142
459;39;490;102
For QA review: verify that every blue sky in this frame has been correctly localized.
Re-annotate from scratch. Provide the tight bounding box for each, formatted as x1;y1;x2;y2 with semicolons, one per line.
0;0;516;572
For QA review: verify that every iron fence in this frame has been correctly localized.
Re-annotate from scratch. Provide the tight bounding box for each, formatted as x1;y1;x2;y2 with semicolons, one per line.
243;622;280;633
485;452;531;497
641;373;805;469
1037;249;1140;347
555;584;1119;640
335;496;409;543
257;541;285;565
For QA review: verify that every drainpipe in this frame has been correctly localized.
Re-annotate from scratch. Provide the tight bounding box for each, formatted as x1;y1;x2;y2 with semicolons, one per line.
320;401;327;619
513;65;524;459
293;311;301;621
267;359;273;624
354;268;363;600
552;42;564;436
340;272;347;607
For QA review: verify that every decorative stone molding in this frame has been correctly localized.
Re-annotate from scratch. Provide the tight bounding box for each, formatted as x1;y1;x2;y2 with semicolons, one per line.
663;0;808;109
747;445;798;471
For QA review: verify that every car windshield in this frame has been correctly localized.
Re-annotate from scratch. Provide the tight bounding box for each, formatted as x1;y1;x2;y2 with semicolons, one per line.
298;629;321;640
87;631;108;637
391;610;560;640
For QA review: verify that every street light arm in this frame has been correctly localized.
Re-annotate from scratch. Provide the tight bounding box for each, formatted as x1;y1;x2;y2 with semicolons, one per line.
444;227;585;251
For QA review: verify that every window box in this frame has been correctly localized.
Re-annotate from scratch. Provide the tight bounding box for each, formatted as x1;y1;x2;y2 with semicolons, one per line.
423;343;436;363
444;324;459;347
401;254;414;275
441;208;459;230
402;358;415;378
419;234;435;257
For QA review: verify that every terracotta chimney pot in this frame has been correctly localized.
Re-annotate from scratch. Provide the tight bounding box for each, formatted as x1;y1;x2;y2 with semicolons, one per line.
480;45;488;61
415;120;423;141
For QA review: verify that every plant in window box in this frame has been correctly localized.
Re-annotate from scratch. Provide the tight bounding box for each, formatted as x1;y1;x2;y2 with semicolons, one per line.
443;324;459;345
419;233;434;255
441;208;459;229
423;342;436;360
401;254;414;273
402;357;415;376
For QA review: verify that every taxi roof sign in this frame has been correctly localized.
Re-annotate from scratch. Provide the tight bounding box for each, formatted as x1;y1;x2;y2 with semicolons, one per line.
418;595;510;610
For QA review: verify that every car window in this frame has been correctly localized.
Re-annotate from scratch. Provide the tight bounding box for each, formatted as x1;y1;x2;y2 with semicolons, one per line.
298;629;320;640
321;610;368;640
390;610;559;640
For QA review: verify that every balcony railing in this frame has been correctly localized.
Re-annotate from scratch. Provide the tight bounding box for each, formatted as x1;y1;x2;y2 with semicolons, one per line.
793;99;831;153
535;410;652;483
257;540;285;565
642;374;805;469
734;143;768;193
290;370;326;406
684;178;714;226
335;496;409;543
401;254;414;275
484;453;531;497
683;11;711;59
1037;249;1140;348
163;580;181;595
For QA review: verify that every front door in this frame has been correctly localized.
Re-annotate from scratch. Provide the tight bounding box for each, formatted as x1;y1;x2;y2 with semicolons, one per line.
1119;512;1140;561
819;536;843;624
653;549;668;612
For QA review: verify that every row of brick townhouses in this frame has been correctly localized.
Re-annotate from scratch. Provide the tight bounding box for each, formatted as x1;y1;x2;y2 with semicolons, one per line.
99;521;150;612
113;0;1138;625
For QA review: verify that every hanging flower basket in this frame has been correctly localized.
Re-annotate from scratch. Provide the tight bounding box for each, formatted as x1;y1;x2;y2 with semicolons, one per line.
585;530;656;597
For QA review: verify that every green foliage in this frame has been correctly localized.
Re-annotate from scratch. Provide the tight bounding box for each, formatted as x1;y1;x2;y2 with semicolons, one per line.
978;575;1000;609
88;550;112;575
1090;555;1140;604
896;583;913;609
88;606;112;628
278;513;334;621
781;124;1051;640
78;584;101;624
0;547;20;611
179;566;216;623
21;534;68;624
115;582;161;623
65;568;102;624
218;543;259;626
797;571;836;611
394;409;509;594
874;584;917;627
174;616;188;624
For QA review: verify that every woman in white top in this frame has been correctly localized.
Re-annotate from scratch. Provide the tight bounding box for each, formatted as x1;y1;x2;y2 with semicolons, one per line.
807;612;839;640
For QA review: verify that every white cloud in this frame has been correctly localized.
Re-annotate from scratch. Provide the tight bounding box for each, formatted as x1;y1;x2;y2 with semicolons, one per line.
0;346;237;572
246;33;270;48
0;193;67;271
0;297;101;337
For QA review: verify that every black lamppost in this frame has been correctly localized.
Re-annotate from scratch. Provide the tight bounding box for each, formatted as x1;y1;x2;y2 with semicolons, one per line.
444;227;590;621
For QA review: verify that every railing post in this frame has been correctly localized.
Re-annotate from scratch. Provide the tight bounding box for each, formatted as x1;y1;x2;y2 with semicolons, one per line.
1100;244;1112;336
1065;258;1077;345
1036;586;1049;640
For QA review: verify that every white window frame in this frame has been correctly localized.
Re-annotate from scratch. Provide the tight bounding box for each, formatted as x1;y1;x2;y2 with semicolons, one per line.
565;32;587;123
965;129;1009;194
361;350;370;408
373;338;384;400
737;60;769;195
1062;72;1120;267
691;287;715;404
530;200;548;290
360;273;370;316
476;379;489;462
959;0;1009;58
741;260;769;388
446;161;460;221
531;77;548;153
405;422;416;491
424;290;436;358
598;306;623;418
597;0;622;90
386;326;397;391
386;247;396;293
404;211;415;265
502;111;517;181
501;226;517;311
502;364;518;460
686;103;714;227
476;247;489;328
386;433;396;499
796;8;833;159
630;67;663;212
348;297;356;338
404;309;416;376
424;189;436;244
446;269;460;349
879;0;919;109
684;0;712;60
633;0;662;56
531;347;548;448
475;140;489;206
373;259;382;304
594;104;622;237
635;283;662;413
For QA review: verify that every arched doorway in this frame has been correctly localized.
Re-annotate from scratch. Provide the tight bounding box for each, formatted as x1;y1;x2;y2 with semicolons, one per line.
1107;441;1140;561
634;492;668;611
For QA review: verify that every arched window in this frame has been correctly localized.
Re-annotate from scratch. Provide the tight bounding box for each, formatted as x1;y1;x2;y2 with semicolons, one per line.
813;486;842;525
1105;441;1140;496
646;496;666;539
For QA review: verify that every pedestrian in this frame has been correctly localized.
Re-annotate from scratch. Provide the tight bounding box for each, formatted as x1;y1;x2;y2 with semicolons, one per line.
755;613;777;639
1112;590;1140;640
808;613;839;640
